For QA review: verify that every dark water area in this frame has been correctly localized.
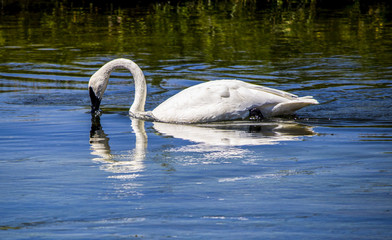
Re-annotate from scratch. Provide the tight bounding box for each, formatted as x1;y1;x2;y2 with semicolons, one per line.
1;1;392;239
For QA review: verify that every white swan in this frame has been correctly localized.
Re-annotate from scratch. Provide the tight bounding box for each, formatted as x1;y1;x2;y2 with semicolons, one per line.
88;58;318;123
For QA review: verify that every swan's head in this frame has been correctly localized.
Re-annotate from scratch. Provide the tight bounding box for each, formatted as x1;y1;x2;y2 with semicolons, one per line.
88;58;147;115
88;70;109;114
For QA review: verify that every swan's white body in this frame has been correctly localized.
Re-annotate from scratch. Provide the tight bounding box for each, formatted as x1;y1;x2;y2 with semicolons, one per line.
88;58;318;123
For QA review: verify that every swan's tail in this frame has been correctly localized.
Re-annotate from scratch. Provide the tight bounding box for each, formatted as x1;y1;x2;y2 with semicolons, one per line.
270;96;319;117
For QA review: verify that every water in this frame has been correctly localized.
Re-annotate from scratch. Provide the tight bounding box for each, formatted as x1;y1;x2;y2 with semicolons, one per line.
1;1;392;239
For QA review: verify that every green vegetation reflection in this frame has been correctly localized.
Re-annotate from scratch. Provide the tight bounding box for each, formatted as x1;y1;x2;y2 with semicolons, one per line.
1;0;391;65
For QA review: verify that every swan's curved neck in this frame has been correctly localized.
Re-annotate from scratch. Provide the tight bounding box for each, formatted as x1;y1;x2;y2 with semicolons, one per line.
88;58;147;114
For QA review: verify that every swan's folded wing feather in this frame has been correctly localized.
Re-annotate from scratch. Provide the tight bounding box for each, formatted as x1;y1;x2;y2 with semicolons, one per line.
239;81;298;99
152;80;318;123
153;83;242;122
270;97;319;116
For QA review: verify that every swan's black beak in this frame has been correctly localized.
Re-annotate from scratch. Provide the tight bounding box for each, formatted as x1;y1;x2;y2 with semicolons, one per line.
89;87;101;114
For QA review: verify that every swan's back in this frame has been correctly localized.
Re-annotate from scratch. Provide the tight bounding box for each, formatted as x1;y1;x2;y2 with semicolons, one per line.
152;80;318;123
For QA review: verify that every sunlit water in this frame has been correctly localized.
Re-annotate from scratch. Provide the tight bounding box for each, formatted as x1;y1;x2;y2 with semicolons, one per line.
1;2;392;239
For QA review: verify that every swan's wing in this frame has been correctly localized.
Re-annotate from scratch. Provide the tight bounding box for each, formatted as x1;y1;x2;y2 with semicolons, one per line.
152;80;317;123
235;82;319;116
240;81;298;100
153;81;240;122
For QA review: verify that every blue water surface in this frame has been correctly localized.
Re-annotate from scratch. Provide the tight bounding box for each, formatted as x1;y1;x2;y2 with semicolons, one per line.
1;2;392;239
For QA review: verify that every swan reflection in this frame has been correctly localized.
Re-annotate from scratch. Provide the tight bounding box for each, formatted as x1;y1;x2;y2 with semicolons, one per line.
89;117;317;194
89;118;316;166
89;116;146;178
89;115;111;160
153;121;316;163
153;121;316;146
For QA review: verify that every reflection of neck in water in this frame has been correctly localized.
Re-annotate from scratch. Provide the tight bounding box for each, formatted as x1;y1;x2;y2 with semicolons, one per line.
89;116;147;176
132;118;147;163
